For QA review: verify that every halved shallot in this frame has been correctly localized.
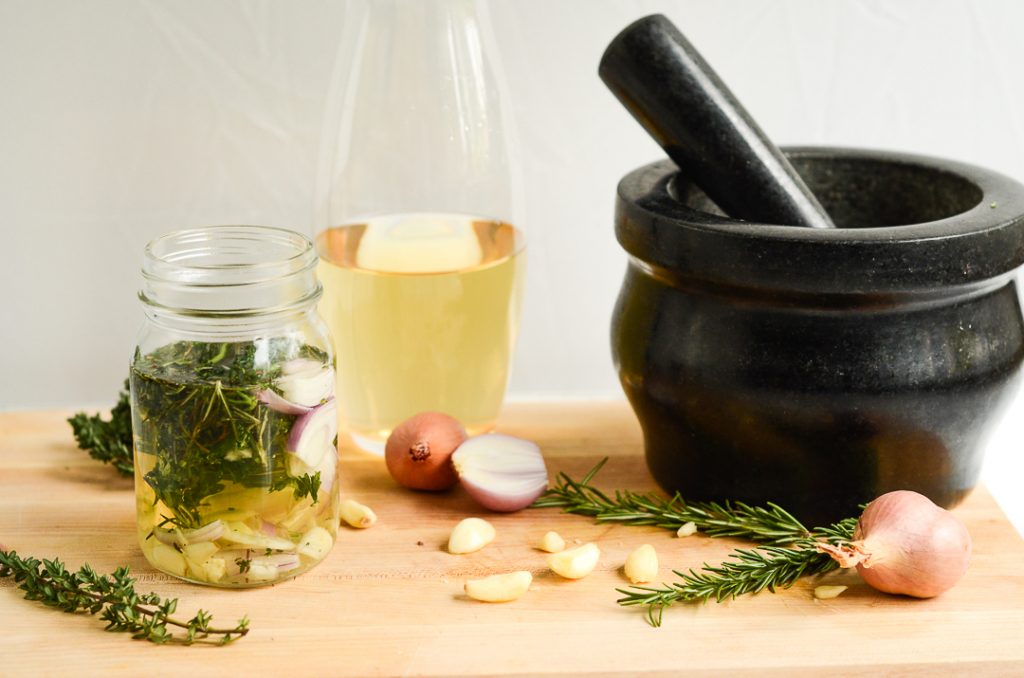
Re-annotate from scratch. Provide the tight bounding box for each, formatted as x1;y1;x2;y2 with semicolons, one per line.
452;434;549;512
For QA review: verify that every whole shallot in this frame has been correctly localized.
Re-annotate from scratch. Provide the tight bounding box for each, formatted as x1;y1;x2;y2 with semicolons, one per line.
385;412;466;491
818;490;971;598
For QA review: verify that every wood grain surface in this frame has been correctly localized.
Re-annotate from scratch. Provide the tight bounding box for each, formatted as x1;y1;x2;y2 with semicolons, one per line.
1;403;1022;677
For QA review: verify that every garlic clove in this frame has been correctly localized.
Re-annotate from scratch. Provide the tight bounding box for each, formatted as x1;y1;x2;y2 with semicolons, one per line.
296;526;334;559
624;544;658;584
149;542;188;577
281;358;323;376
813;585;848;600
452;434;549;512
448;517;496;554
548;542;600;579
464;571;533;602
340;498;377;528
676;521;697;537
276;365;335;407
538;530;566;553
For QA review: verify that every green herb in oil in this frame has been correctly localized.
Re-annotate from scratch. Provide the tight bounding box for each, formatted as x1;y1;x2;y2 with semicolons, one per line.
131;339;327;529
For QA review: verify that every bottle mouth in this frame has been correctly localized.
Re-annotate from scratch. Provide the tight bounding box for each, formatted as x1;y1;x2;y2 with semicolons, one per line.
140;226;321;318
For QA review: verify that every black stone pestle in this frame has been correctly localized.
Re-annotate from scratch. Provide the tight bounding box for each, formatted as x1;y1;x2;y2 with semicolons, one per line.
599;14;835;229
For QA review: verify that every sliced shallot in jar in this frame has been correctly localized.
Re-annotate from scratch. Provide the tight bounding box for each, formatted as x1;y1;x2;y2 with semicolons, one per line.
257;388;313;416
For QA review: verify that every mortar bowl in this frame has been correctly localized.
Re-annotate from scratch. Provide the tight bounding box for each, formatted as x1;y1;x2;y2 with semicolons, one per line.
612;147;1024;526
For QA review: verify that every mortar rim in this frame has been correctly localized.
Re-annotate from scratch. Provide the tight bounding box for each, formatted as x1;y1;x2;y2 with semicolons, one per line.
615;146;1024;294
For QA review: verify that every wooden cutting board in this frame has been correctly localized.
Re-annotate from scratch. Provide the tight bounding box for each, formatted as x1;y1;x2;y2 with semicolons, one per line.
1;403;1022;676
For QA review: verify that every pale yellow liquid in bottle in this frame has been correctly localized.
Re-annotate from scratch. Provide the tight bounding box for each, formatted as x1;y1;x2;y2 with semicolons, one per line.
316;213;525;451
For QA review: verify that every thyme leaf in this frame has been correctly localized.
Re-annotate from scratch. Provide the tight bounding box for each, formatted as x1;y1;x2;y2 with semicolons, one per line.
289;472;321;504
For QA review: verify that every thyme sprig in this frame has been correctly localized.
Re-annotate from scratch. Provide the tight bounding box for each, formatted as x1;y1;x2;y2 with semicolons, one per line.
532;459;857;626
68;381;134;476
0;548;249;645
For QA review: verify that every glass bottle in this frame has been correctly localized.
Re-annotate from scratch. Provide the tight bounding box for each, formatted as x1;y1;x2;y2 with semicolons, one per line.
131;226;339;587
314;0;526;453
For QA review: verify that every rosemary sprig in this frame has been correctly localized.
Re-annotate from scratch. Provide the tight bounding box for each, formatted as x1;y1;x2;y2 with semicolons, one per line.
532;459;857;626
533;457;814;545
616;516;857;626
0;548;249;645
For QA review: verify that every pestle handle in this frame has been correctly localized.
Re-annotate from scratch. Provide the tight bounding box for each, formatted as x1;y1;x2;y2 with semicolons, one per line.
599;14;835;229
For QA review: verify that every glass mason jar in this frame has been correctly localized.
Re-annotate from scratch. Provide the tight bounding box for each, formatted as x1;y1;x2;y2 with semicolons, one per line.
130;226;339;587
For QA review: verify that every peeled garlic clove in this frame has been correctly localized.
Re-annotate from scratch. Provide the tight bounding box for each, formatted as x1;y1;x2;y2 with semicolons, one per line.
297;526;334;559
281;358;322;375
813;585;848;600
548;542;600;579
448;517;496;554
277;365;335;407
340;499;377;528
464;571;533;602
538;530;566;553
149;542;188;577
677;521;697;537
624;544;658;584
452;434;549;512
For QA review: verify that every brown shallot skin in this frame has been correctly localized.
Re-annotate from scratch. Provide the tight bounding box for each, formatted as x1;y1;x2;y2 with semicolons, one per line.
824;490;972;598
384;412;466;491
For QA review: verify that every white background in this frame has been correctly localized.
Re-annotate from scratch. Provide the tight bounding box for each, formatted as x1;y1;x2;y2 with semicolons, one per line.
1;0;1021;532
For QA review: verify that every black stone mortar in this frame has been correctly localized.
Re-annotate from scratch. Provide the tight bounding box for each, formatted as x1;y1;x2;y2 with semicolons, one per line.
612;147;1024;527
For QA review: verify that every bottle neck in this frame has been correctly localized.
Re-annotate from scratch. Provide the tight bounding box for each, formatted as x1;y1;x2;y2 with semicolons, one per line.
140;226;322;335
367;0;479;27
317;0;520;225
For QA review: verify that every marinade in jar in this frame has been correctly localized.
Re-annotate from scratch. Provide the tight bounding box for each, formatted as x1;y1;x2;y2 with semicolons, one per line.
130;338;339;587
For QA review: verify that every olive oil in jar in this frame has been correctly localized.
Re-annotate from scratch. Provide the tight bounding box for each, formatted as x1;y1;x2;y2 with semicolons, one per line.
316;213;525;451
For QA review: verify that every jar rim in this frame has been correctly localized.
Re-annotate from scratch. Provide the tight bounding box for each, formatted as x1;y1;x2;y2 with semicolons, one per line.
140;225;321;319
144;225;314;274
